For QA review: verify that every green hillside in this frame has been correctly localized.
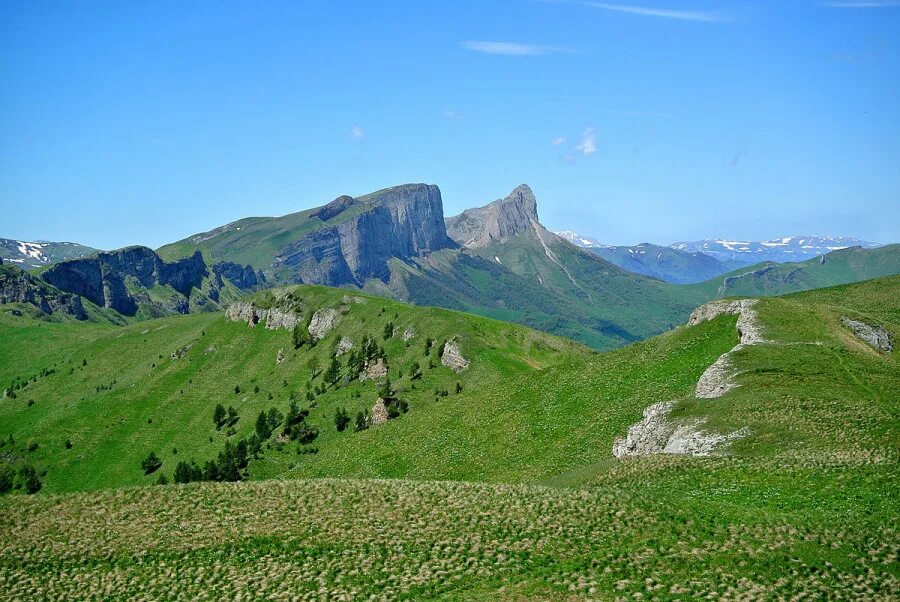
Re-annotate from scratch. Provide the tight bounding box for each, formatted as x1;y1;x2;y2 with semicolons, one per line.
2;277;898;598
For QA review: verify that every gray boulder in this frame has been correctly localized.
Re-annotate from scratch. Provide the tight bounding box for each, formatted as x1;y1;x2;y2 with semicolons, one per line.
841;317;892;352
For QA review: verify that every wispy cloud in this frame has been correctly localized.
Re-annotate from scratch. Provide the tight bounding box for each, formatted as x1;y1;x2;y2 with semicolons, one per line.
575;128;597;156
552;136;567;146
350;125;364;141
584;2;731;22
728;149;748;167
461;41;569;55
821;0;900;6
443;110;463;119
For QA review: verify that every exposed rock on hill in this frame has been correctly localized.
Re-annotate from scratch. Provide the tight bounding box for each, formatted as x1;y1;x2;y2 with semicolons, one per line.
308;308;339;341
371;399;390;426
225;301;301;331
273;184;455;285
441;341;470;372
360;358;388;381
691;299;764;398
445;184;539;248
0;263;87;319
841;317;892;352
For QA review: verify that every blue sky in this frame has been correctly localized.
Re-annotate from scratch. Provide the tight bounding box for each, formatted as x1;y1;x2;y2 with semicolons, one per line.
2;0;899;249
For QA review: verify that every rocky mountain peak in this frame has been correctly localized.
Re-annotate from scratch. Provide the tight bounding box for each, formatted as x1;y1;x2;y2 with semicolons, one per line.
445;184;542;249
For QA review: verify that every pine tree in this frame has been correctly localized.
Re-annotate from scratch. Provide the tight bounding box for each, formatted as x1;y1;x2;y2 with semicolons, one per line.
355;411;369;432
334;407;350;432
213;403;226;429
255;411;272;440
141;451;162;475
324;356;341;386
378;377;393;400
383;321;394;340
292;323;308;349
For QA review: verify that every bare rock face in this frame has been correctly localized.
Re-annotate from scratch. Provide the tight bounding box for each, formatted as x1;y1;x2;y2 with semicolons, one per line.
445;184;539;249
342;294;366;305
336;337;354;356
211;261;266;290
225;301;300;331
359;358;388;381
273;184;455;285
308;308;339;341
441;341;470;372
841;317;892;352
695;354;736;399
371;399;390;426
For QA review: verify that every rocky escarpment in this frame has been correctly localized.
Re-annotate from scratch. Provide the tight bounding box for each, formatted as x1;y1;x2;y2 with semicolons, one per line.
41;247;209;316
0;263;87;319
841;317;892;352
211;262;266;291
273;184;455;286
613;299;762;458
445;184;540;249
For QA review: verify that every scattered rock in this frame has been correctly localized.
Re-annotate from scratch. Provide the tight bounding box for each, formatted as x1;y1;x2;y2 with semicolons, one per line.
402;327;415;341
308;308;339;342
276;348;286;364
205;346;216;354
336;337;354;356
441;341;469;372
171;343;193;360
342;294;367;305
841;317;892;352
264;308;300;331
371;399;390;426
359;358;388;381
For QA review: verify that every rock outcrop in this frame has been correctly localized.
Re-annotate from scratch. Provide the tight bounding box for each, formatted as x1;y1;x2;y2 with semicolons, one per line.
690;299;765;398
359;358;388;381
273;184;455;285
0;263;87;319
225;301;301;331
308;308;339;341
841;317;892;352
445;184;539;248
336;337;354;356
612;401;747;458
441;341;470;372
371;399;390;426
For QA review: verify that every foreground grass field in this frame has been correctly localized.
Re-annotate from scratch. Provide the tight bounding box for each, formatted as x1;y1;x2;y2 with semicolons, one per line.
1;277;898;598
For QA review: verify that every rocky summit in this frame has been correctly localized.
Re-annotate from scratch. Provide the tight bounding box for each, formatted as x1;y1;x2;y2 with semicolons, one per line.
445;184;540;248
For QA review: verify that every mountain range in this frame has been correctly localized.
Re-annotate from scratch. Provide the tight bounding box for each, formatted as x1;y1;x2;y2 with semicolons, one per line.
0;238;99;271
2;184;898;350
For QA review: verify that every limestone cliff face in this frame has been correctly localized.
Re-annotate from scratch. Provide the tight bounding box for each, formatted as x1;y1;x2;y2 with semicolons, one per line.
41;247;209;316
211;262;266;291
445;184;540;248
273;184;455;285
0;263;86;319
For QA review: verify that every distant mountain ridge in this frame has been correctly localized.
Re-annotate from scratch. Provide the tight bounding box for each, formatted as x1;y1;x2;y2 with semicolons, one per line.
0;238;99;271
671;236;880;264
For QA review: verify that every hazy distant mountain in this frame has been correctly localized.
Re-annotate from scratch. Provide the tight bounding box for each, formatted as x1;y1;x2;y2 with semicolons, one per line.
0;238;99;270
556;230;607;250
670;236;881;265
555;232;732;284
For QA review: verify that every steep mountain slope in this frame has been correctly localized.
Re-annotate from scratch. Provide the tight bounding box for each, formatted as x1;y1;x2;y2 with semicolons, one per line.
0;261;87;320
2;277;897;598
672;235;881;265
691;243;900;298
0;238;99;271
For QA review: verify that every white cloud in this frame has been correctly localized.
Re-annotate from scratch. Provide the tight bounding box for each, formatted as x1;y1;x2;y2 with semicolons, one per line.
575;128;597;156
552;136;567;146
443;110;462;119
461;41;568;56
350;125;364;140
584;2;731;22
821;0;900;6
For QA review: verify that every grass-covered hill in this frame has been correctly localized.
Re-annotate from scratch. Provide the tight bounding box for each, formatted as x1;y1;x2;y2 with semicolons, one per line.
1;277;898;598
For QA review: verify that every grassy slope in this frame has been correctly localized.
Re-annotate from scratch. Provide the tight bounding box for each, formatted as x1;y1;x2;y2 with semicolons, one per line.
1;278;897;598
